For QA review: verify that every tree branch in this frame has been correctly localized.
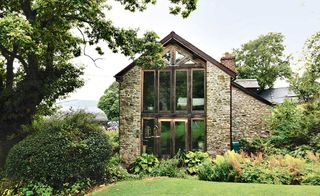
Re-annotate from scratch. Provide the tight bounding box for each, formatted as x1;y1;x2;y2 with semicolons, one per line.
76;27;103;68
0;44;28;69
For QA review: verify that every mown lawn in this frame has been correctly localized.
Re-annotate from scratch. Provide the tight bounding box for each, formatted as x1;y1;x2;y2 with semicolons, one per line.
92;177;320;196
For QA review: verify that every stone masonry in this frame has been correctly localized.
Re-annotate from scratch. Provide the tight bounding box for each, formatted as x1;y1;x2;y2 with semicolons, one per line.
206;62;231;156
232;86;272;141
118;66;141;166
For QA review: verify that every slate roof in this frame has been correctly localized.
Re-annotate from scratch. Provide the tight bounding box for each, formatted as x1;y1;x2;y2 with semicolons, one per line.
259;87;298;104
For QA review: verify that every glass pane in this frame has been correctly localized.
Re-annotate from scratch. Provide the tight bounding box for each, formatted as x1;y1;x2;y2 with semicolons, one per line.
192;120;205;151
176;70;188;111
185;59;196;65
192;70;204;110
159;71;171;111
143;72;155;112
160;121;171;157
163;52;172;66
175;50;185;64
175;121;186;153
143;119;155;154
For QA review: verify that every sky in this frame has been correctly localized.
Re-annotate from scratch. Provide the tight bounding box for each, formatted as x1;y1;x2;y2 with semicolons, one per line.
65;0;320;101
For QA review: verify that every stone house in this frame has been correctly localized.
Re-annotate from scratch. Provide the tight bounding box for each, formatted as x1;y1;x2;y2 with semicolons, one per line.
114;32;273;165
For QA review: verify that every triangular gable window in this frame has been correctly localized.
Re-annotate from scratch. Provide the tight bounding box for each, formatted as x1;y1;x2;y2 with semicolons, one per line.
175;50;185;64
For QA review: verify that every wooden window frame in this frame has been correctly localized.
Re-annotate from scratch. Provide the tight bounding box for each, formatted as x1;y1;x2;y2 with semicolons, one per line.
141;49;207;156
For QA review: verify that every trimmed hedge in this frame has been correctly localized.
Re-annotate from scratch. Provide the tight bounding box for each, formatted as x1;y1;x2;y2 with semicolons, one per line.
5;111;112;189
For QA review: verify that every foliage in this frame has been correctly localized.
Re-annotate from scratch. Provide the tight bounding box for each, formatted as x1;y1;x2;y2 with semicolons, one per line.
184;151;210;174
105;130;119;154
263;98;320;152
233;32;291;90
290;32;320;101
98;81;119;120
130;153;159;174
105;154;132;183
151;158;186;178
197;151;320;186
5;111;112;189
0;0;198;167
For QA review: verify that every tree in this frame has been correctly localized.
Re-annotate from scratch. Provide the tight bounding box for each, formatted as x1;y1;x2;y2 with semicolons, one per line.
233;32;292;90
290;32;320;102
98;81;119;121
0;0;198;167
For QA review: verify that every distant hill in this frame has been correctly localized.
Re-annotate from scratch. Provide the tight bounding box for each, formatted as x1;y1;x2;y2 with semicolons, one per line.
56;99;107;122
57;99;98;108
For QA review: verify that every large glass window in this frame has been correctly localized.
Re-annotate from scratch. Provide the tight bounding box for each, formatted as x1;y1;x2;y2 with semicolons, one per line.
175;121;186;153
175;70;188;111
160;121;171;157
192;119;205;151
192;70;205;110
143;71;155;112
142;119;156;154
159;71;171;111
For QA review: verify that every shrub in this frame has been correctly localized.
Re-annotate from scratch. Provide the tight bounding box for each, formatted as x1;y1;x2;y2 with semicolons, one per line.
198;161;215;181
131;154;159;174
184;151;210;174
5;111;112;189
151;158;186;178
105;130;119;154
211;155;238;182
105;154;131;183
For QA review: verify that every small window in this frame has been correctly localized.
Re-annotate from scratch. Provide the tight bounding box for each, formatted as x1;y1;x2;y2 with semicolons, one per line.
192;119;205;151
160;121;171;157
159;71;171;111
142;119;156;154
175;121;186;153
163;51;172;66
175;70;188;111
192;70;205;111
175;50;185;64
143;71;155;112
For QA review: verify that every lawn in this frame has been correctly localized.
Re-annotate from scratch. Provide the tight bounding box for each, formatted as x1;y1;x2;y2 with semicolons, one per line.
92;177;320;196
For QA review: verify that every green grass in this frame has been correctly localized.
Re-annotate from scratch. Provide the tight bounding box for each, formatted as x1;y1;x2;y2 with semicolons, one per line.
92;177;320;196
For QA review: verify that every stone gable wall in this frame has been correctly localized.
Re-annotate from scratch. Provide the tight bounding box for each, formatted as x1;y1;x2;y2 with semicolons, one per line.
232;86;272;141
118;66;141;166
206;62;231;156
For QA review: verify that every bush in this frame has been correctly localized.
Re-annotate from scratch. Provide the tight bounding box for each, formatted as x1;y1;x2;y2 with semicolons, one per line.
105;154;131;183
130;153;159;174
198;161;215;181
151;158;186;178
184;151;210;174
5;111;112;189
105;130;119;154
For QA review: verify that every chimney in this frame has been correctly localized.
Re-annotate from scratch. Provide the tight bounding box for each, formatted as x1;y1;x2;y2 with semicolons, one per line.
220;52;235;72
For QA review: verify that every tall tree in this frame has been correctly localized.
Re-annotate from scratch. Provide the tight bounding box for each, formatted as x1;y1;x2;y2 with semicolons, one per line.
290;32;320;102
98;81;119;121
0;0;198;167
233;32;292;90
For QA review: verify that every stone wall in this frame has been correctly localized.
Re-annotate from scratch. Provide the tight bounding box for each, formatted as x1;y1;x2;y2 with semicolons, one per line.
232;86;272;141
118;66;141;166
206;62;231;156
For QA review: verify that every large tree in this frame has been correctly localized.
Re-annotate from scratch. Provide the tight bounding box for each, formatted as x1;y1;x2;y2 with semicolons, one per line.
0;0;198;167
98;81;119;121
233;32;292;90
290;32;320;102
